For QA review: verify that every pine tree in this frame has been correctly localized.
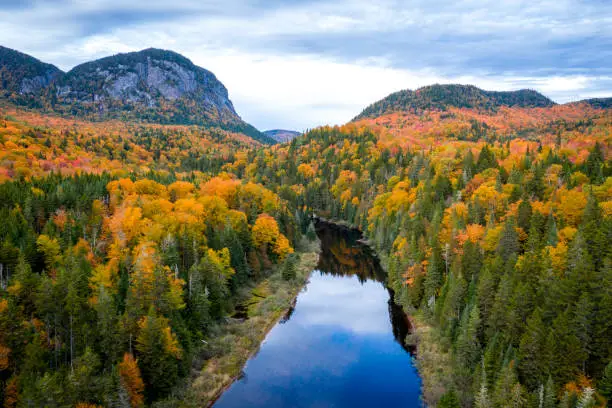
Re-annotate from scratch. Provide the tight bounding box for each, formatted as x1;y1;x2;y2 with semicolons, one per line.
437;270;466;332
573;293;593;372
70;348;101;403
282;253;298;281
475;362;492;408
599;361;612;400
497;217;519;262
476;145;497;172
517;199;532;232
306;221;317;242
580;194;607;270
135;309;181;402
476;265;496;326
591;259;612;376
584;142;604;183
487;272;512;338
455;304;482;370
543;376;557;408
492;361;520;406
424;244;445;307
548;309;586;386
576;387;596;408
518;309;547;389
545;213;558;247
438;389;461;408
461;240;483;281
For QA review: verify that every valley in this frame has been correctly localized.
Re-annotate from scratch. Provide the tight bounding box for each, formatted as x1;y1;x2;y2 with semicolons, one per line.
0;46;610;408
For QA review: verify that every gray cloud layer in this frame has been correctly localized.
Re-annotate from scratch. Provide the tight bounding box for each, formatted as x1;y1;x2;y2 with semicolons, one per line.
0;0;610;129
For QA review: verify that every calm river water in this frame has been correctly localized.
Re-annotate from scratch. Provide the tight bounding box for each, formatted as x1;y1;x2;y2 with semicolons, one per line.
214;222;422;407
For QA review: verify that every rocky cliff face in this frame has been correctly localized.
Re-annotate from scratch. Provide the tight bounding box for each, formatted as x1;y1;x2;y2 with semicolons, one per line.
263;129;301;143
0;46;273;143
0;46;62;95
58;48;239;123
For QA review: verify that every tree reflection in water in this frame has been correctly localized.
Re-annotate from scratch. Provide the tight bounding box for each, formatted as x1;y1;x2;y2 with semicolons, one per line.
313;219;415;354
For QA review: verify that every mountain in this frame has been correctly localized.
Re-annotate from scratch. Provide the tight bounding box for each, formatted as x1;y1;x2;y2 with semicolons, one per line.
0;46;62;101
263;129;301;142
353;84;556;120
575;97;612;109
0;46;274;144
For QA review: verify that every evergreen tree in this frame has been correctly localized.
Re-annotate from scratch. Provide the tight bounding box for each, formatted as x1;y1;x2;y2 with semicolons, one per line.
282;253;298;281
306;221;317;242
492;361;521;406
476;265;496;326
438;389;461;408
497;217;520;262
599;361;612;400
475;362;492;408
461;240;483;281
517;199;532;232
135;309;181;402
573;293;593;372
581;194;607;270
476;145;497;172
455;304;482;370
542;376;557;408
518;309;548;389
576;387;596;408
423;245;445;307
548;309;586;387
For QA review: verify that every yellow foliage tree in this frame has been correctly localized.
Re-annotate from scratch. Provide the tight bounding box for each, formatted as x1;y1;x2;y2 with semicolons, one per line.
118;353;145;408
252;214;280;248
36;234;62;271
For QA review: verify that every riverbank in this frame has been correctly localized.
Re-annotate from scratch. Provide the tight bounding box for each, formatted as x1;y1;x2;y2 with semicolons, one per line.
370;235;451;406
404;313;453;405
177;250;320;407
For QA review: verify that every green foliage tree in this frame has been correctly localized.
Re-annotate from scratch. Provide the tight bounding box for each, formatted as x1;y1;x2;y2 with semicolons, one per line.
599;361;612;400
282;253;299;281
438;389;461;408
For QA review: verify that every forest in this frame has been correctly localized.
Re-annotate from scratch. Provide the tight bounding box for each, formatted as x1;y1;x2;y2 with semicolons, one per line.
0;87;611;407
220;101;612;407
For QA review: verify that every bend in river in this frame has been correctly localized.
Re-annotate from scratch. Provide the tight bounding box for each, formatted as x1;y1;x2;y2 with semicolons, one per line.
213;221;422;407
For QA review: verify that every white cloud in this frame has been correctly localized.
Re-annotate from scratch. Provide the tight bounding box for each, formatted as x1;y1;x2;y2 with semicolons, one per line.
1;0;610;130
290;273;392;335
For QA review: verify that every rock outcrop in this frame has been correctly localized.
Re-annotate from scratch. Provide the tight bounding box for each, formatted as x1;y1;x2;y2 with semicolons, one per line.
0;46;272;143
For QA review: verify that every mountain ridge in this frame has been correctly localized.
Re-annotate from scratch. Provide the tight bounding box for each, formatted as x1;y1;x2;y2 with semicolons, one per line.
353;84;557;120
0;46;274;144
0;46;63;94
263;129;301;142
353;84;612;122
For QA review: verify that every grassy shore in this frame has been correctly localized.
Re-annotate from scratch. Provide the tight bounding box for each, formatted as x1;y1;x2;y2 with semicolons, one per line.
380;250;452;407
404;313;453;406
169;249;319;407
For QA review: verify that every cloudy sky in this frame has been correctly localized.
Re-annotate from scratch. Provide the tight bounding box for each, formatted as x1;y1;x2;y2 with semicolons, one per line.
1;0;611;130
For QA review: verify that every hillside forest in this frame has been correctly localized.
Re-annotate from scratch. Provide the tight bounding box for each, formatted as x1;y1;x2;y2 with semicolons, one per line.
0;80;610;408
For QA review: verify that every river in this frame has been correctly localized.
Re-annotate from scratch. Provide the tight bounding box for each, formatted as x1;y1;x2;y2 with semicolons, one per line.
213;221;422;407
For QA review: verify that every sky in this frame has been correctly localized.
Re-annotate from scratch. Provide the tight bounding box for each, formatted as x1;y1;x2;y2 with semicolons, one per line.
1;0;611;130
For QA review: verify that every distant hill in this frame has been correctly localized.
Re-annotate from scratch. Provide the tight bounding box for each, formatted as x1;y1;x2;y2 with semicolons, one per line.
0;46;274;144
0;46;63;101
263;129;301;142
353;84;556;120
574;97;612;109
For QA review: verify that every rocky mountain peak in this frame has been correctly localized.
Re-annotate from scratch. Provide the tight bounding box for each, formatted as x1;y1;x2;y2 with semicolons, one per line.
0;45;63;95
0;46;273;143
60;48;237;121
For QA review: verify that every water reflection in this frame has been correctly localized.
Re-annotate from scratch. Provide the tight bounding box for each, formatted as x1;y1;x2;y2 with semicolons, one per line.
213;221;422;408
314;221;413;352
314;221;386;284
